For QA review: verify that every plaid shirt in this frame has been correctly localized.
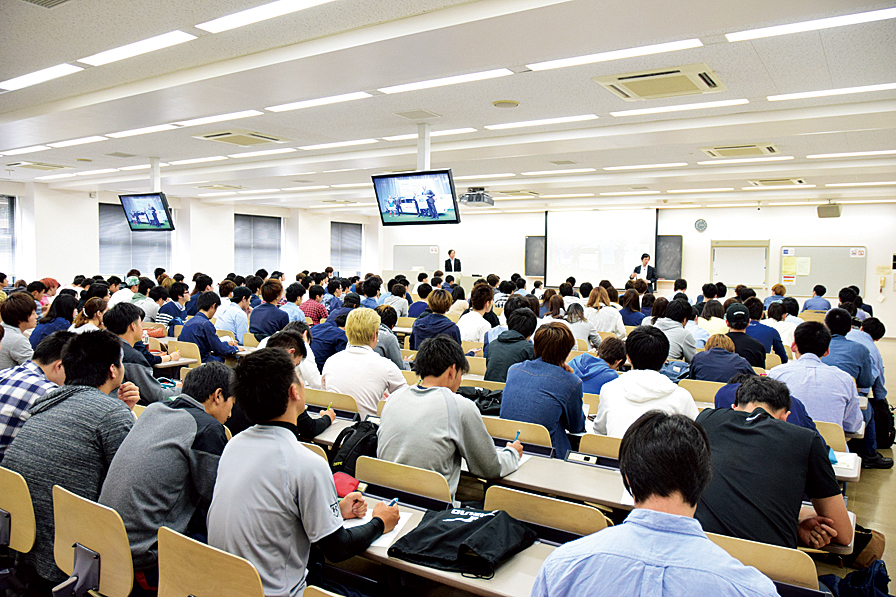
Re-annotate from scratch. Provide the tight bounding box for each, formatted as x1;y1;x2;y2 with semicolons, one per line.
0;360;58;462
299;300;329;325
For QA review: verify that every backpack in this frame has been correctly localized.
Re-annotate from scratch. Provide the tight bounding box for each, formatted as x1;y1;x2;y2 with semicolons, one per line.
660;360;690;382
872;399;895;450
455;387;502;416
820;559;891;597
329;420;379;477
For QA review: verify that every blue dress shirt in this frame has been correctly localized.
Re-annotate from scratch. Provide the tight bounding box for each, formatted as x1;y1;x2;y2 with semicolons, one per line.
361;297;379;309
846;329;886;400
280;302;304;323
248;303;288;337
179;313;239;363
822;334;874;390
802;296;831;311
746;321;788;363
214;302;249;342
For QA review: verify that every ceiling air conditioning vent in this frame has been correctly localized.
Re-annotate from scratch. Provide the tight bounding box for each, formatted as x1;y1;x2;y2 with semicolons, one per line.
701;144;779;158
5;161;70;170
495;190;540;196
549;160;579;166
594;63;726;101
198;184;246;191
394;110;442;120
193;129;290;147
19;0;73;7
747;178;808;187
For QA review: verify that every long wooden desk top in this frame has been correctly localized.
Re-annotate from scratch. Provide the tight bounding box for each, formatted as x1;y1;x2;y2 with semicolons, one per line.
153;357;198;369
500;455;631;511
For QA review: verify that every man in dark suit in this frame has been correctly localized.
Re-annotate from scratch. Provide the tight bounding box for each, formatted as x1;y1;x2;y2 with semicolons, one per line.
631;253;657;292
445;250;461;272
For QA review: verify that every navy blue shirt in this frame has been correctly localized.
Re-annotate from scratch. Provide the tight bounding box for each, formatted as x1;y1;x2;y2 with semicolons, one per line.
689;348;755;383
745;321;788;363
248;303;288;338
184;293;201;316
249;294;262;309
157;301;186;337
29;318;71;349
179;313;239;363
408;301;428;318
620;308;645;326
409;313;461;349
310;321;347;373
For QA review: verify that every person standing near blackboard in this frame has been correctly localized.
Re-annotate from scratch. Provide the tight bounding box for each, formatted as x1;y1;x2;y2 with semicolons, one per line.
631;253;657;292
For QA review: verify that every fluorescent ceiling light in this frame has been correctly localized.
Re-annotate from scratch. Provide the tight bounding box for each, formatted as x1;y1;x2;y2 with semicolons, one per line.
378;68;513;94
825;181;896;187
238;189;281;194
540;193;595;198
287;171;317;176
331;183;372;188
78;31;196;66
306;203;365;209
227;148;296;158
198;192;237;197
766;201;826;206
741;185;816;190
454;173;515;180
1;145;51;155
604;162;687;171
283;185;329;191
119;163;169;170
381;128;478;141
521;168;596;176
696;156;794;165
526;38;703;71
768;82;896;102
493;195;537;201
107;124;178;138
600;190;661;196
839;199;896;204
725;7;896;42
35;173;77;180
485;114;597;130
173;110;263;127
705;203;751;208
611;98;749;117
299;139;377;151
196;0;337;33
0;63;83;91
807;149;896;159
658;204;700;209
47;136;108;148
667;188;735;193
167;180;210;186
76;168;119;176
266;91;371;112
324;168;364;173
168;156;228;165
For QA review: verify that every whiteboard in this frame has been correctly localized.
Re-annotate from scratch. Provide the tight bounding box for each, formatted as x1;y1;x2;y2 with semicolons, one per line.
780;246;865;296
712;246;767;287
393;245;440;272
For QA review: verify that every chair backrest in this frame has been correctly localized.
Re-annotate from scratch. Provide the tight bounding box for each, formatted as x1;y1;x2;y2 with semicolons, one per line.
168;340;201;368
157;526;265;597
224;426;233;441
624;325;637;335
752;366;767;375
461;341;483;353
396;316;416;329
575;338;588;351
146;336;162;351
678;379;725;404
0;466;36;553
305;317;314;325
815;421;848;452
482;416;552;448
459;378;506;391
566;350;586;363
403;335;411;350
302;442;328;461
444;312;460;323
401;370;418;385
579;433;621;459
582;392;600;415
179;366;190;381
173;324;183;338
53;485;133;597
355;456;452;505
484;486;609;537
400;349;416;361
801;311;827;323
765;353;782;369
242;333;259;347
304;388;359;413
783;345;793;359
466;356;486;376
376;400;386;416
493;307;503;317
596;331;615;341
707;532;819;590
216;329;235;340
132;404;146;418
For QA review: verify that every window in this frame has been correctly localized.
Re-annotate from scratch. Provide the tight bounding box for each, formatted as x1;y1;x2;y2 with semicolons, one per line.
234;214;281;275
0;196;14;278
99;203;170;275
330;221;362;276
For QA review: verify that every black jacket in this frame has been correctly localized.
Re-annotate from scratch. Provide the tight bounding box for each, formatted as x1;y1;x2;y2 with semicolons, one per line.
484;330;534;383
632;264;658;291
445;258;462;272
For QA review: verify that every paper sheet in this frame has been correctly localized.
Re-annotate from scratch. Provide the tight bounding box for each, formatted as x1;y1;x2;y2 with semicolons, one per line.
460;453;531;473
782;256;797;276
343;511;413;548
875;265;892;275
796;257;811;276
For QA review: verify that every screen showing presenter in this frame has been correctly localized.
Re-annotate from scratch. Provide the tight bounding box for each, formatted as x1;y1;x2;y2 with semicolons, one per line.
631;253;657;292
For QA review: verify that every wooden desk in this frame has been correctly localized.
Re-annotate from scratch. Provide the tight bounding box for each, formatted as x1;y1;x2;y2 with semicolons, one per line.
831;452;861;483
153;358;198;369
393;326;412;336
499;455;631;511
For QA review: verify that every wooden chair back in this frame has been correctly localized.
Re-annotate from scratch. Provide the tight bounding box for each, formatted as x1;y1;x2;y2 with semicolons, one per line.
484;486;609;536
624;325;637;335
401;370;419;385
566;350;587;363
53;485;133;597
466;356;486;376
765;353;782;369
582;392;600;415
216;329;235;340
167;341;201;369
596;331;615;341
400;349;416;361
146;336;162;351
242;333;259;347
302;442;328;462
801;311;827;323
376;400;386;416
0;466;36;553
403;335;411;350
179;367;191;381
579;434;621;459
396;316;416;329
493;307;503;317
708;532;818;590
482;416;552;448
304;388;359;413
752;366;767;375
575;338;588;351
355;456;452;505
462;341;484;354
132;404;146;418
815;421;848;452
678;379;725;404
459;378;506;391
173;324;183;338
444;312;460;323
783;345;793;360
224;426;232;441
157;526;264;597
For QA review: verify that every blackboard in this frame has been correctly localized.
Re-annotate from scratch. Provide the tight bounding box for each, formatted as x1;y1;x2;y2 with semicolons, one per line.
526;236;546;277
656;235;682;280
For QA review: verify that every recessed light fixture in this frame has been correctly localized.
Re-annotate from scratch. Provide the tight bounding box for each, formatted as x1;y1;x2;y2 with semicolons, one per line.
78;31;196;66
76;168;120;176
227;148;297;158
378;68;514;94
173;110;264;127
0;63;83;91
825;181;896;187
768;82;896;102
237;189;281;194
741;185;816;190
323;168;364;173
282;185;329;191
807;149;896;159
666;188;735;193
485;114;597;130
1;145;52;156
599;190;661;196
526;38;703;71
107;124;178;138
168;156;228;165
35;173;77;180
381;128;478;141
330;183;372;188
47;136;109;148
119;163;169;171
196;0;338;33
299;139;378;150
603;162;687;171
725;7;896;42
454;173;515;180
198;192;238;197
610;98;749;117
696;156;794;165
705;203;751;208
521;168;596;176
540;193;595;198
266;91;372;112
766;201;827;206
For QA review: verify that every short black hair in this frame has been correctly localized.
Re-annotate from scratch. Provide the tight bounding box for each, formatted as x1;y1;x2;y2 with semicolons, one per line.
197;291;221;312
148;286;168;302
794;321;831;357
255;269;269;279
183;362;233;404
824;307;852;336
27;281;47;293
743;297;764;321
413;335;470;378
673;278;687;291
515;278;526;290
286;283;305;303
233;275;246;286
61;330;123;387
33;331;75;365
715;282;727;298
103;302;142;335
503;294;528;319
137;277;155;296
701;283;717;298
734;376;791;412
416;283;433;300
327;280;340;294
813;284;826;297
168;282;189;300
431;277;443;288
192;274;213;293
558;282;573;297
38;293;78;325
417;272;428;282
106;275;122;286
232;348;295;422
597;336;626;365
310;284;326;300
838;287;857;305
579;282;593;299
375;304;398;329
861;317;885;340
247;276;263;293
173;273;185;282
533;281;542;289
154;267;166;279
626;326;670;371
507;307;537;338
781;296;800;317
665;299;690;323
266;329;308;361
620;411;712;507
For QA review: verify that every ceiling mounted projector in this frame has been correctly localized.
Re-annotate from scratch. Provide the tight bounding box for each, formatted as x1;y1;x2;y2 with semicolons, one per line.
460;187;494;207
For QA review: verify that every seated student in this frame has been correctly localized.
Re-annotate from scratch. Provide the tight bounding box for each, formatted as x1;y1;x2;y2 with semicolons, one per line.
312;312;349;373
501;322;586;457
654;299;697;364
485;307;537;383
541;294;566;323
532;411;777;597
714;373;821;438
447;285;468;317
409;289;462;349
568;336;626;395
838;287;867;322
322;279;343;313
763;301;797;347
384;282;410;317
584;286;626;339
140;285;168;323
69;297;107;334
327;290;360;322
217;279;235;311
3;331;137;589
29;293;77;349
108;275;138;308
373;304;411;371
619;289;646;326
801;284;831;312
457;284;494;343
249;279;289;338
183;274;213;316
594;327;697;438
179;293;240;364
673;278;690;303
763;283;787;310
557;282;579;310
215;286;252;342
559;303;601;350
482;294;527;357
157;283;190;336
99;362;234;592
280;283;306;322
493;280;515;309
725;303;767;368
412;271;429;294
322;308;406;418
847;317;887;404
640;292;655;318
128;277;153;308
531;279;544;298
360;277;381;309
538;288;556;318
0;293;37;369
300;284;329;324
408;283;432;318
696;376;853;550
689;334;755;382
743;297;788;363
208;349;400;597
695;282;718;308
245;275;263;308
685;305;710;349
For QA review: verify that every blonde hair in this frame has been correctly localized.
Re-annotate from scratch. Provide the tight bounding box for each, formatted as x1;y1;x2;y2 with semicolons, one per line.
345;308;380;346
161;277;174;290
427;288;453;314
771;283;786;297
586;286;611;309
705;334;735;352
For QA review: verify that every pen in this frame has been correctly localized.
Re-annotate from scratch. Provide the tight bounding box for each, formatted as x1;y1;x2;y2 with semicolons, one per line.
387;497;399;507
327;401;333;411
514;430;521;442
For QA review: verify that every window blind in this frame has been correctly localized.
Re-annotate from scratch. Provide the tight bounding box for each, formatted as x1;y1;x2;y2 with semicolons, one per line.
330;221;362;276
234;214;281;275
99;203;171;276
0;196;14;278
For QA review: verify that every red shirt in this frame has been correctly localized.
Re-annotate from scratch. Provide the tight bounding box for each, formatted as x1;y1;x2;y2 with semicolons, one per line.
299;300;328;324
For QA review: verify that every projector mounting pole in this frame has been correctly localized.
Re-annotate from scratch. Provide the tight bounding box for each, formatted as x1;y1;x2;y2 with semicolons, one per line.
416;123;431;170
149;157;161;193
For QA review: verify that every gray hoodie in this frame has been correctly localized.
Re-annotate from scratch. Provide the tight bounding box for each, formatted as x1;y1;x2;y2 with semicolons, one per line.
654;317;697;363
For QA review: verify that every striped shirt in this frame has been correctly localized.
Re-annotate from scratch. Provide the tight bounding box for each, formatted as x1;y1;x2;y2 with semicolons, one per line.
0;360;58;462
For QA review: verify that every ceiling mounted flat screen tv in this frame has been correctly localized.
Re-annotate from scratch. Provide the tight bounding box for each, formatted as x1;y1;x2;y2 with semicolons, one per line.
118;192;175;231
373;169;460;226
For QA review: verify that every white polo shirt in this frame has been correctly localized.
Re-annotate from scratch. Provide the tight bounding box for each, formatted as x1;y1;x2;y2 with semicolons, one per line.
457;311;491;343
321;345;407;418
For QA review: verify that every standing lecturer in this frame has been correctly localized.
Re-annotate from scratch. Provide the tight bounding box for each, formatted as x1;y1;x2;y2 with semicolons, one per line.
445;250;461;272
631;253;657;292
